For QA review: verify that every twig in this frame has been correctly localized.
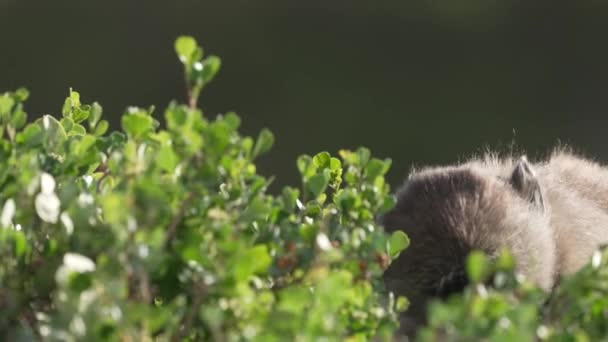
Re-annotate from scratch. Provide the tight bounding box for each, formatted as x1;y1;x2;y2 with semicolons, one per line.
170;284;206;342
165;192;195;248
96;171;110;193
95;162;110;193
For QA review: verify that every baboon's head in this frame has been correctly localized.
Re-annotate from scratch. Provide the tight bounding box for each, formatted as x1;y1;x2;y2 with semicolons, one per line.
381;157;556;336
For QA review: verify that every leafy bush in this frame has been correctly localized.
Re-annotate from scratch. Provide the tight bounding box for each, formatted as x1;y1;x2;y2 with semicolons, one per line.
0;36;406;341
3;35;608;342
420;248;608;341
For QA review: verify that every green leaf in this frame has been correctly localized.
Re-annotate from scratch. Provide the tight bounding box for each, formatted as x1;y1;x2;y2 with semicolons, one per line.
388;231;409;259
12;231;29;258
61;90;82;119
299;224;318;242
14;88;30;102
339;149;358;165
313;152;331;169
72;106;90;123
62;97;73;117
282;187;300;211
94;120;109;136
89;102;103;127
70;124;86;136
278;286;310;314
224;112;241;130
39;115;67;153
122;112;154;139
241;197;270;222
357;147;371;166
297;155;315;179
233;245;271;282
0;95;14;114
329;157;341;171
10;105;27;129
75;134;97;156
365;158;390;180
165;104;187;129
102;194;128;225
378;195;396;214
466;250;491;283
156;145;179;172
335;189;359;212
70;89;81;107
60;117;74;132
396;296;409;312
496;248;515;271
201;55;221;83
306;170;330;198
252;128;274;159
16;123;43;146
175;36;198;64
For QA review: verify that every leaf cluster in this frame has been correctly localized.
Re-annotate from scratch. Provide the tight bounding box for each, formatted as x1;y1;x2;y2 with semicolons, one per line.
0;36;406;341
420;248;608;341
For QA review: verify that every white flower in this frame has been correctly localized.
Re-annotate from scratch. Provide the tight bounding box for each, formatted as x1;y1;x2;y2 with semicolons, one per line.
138;244;149;258
69;315;86;336
35;173;61;223
60;212;74;235
40;172;56;194
592;250;602;268
35;192;60;223
82;175;93;187
78;289;97;313
77;193;94;207
1;198;16;227
42;115;51;130
63;253;96;272
127;216;137;232
55;253;96;286
316;233;332;251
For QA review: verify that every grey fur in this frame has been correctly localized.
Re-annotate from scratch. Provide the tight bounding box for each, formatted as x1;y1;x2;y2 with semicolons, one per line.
382;150;608;337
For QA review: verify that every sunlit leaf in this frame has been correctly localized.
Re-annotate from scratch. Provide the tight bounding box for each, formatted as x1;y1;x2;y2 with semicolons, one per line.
466;250;491;283
175;36;198;64
388;230;409;259
252;128;274;159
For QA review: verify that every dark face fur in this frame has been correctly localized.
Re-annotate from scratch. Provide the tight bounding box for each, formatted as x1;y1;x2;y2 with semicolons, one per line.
381;158;556;336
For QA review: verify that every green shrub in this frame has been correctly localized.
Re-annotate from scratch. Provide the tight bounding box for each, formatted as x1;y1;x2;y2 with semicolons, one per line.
421;248;608;341
3;35;608;342
0;36;405;341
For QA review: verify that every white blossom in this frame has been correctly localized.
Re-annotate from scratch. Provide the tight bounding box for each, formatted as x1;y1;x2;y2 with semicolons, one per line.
316;233;332;251
78;193;94;207
55;253;96;286
63;253;96;272
35;192;60;223
40;172;56;194
1;198;16;227
69;315;86;336
60;212;74;235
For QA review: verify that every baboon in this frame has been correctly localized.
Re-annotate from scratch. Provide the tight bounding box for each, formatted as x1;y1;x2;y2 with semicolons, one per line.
381;150;608;337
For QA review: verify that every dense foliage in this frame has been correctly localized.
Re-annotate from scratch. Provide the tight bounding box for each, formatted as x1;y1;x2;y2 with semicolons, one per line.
0;36;406;341
419;248;608;341
2;35;608;341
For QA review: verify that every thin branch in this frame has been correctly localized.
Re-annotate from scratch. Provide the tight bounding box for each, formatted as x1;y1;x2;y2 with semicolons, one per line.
165;192;195;248
95;162;110;193
170;283;206;342
96;170;110;193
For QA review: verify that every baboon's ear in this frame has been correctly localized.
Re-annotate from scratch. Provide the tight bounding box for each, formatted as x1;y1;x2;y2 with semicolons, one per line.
510;156;545;211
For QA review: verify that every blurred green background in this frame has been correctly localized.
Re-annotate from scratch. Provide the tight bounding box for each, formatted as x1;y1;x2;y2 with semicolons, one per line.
2;0;608;190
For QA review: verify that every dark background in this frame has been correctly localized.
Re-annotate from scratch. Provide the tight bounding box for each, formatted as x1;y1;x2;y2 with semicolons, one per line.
2;1;608;190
